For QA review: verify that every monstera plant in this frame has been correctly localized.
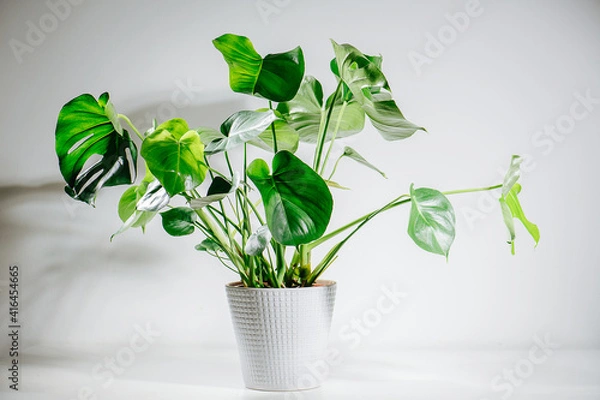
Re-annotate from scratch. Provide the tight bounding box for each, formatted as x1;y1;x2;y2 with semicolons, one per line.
55;34;539;288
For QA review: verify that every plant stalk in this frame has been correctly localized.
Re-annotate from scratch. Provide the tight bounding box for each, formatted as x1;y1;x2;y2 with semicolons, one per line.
308;183;504;250
118;114;144;141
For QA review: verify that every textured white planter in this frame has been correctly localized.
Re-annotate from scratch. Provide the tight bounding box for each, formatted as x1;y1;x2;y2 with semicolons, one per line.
226;280;337;391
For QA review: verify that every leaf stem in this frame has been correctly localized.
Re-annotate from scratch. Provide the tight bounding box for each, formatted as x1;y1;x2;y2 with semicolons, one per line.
319;100;347;176
327;153;344;181
118;114;144;141
268;101;278;153
308;183;504;250
313;80;342;171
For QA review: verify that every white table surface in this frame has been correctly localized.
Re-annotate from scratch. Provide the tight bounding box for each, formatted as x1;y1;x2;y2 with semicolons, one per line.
2;346;599;400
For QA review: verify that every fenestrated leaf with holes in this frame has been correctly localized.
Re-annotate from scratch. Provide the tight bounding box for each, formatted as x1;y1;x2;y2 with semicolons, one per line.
55;92;137;205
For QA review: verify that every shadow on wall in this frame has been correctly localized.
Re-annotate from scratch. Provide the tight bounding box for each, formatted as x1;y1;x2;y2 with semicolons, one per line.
0;96;247;348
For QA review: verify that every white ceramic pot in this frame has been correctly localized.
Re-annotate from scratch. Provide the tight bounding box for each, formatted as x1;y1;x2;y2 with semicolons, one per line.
225;280;337;391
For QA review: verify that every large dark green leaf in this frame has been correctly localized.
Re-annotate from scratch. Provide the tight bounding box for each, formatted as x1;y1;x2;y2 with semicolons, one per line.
55;92;138;205
331;41;425;141
203;110;278;154
247;151;333;246
213;33;305;102
277;76;365;143
141;119;207;196
499;156;540;254
407;184;456;258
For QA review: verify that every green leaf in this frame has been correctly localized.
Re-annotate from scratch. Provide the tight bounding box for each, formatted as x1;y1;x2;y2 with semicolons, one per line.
277;76;365;143
161;207;197;236
498;155;540;254
141;119;207;196
213;33;305;102
502;155;523;197
195;238;222;252
111;166;169;240
251;119;300;153
247;151;333;246
331;41;425;141
204;110;278;154
245;225;272;256
115;184;156;233
136;181;170;212
189;173;240;209
325;180;350;190
330;54;382;102
55;92;138;205
499;183;540;255
407;184;456;258
197;127;223;146
340;146;387;178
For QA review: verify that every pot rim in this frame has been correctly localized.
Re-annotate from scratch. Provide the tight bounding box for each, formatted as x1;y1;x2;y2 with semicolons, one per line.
226;280;336;291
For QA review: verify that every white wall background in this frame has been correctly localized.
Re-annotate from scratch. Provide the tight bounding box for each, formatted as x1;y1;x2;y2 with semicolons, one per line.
0;0;599;355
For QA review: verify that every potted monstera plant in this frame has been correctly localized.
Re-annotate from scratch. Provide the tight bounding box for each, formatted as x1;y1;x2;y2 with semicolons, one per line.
54;33;539;391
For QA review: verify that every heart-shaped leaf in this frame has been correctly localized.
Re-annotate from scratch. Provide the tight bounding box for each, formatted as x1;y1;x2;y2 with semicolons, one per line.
195;238;222;252
331;41;425;141
247;151;333;246
55;92;138;205
277;76;365;143
161;207;197;237
141;119;207;196
407;184;456;258
213;33;305;102
204;110;278;154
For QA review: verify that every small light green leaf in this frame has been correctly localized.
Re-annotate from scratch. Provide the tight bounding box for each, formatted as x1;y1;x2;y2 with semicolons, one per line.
408;184;456;258
141;119;207;196
55;92;138;205
331;41;425;141
247;151;333;246
204;110;278;154
499;183;540;255
325;180;350;190
277;76;365;143
114;184;156;236
195;238;222;252
112;167;161;240
245;225;272;256
340;146;387;178
213;33;305;102
161;207;197;237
